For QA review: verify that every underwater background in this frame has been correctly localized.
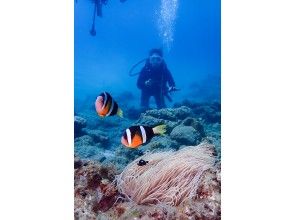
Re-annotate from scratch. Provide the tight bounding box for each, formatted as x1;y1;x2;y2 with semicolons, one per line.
75;0;220;111
74;0;221;219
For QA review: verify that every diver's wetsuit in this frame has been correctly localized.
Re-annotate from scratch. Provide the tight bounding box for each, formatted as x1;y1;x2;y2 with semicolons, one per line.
137;61;176;109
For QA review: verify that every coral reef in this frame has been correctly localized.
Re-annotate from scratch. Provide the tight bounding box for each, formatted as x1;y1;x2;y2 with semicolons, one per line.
74;144;221;220
203;123;221;160
75;102;221;165
174;101;221;124
74;100;221;219
74;157;120;220
114;147;144;171
170;125;202;146
144;106;193;121
74;116;87;138
181;117;206;137
135;106;193;133
83;129;109;145
74;135;101;158
142;135;178;150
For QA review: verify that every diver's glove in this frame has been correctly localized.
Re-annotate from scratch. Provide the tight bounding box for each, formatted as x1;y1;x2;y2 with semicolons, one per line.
145;79;153;87
168;86;180;92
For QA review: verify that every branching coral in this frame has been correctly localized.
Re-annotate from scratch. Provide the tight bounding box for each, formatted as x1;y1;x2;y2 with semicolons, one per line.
116;143;216;206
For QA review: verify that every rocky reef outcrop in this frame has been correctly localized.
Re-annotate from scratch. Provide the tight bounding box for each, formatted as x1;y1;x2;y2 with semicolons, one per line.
74;157;120;220
174;100;221;124
136;106;193;132
74;116;87;138
75;101;221;166
170;125;202;146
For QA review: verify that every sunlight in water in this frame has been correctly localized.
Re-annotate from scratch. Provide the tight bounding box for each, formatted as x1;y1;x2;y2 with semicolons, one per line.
158;0;179;51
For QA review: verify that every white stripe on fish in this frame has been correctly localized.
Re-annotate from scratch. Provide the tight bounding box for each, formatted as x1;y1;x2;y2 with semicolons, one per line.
106;97;114;116
126;129;132;146
102;92;107;109
140;126;147;143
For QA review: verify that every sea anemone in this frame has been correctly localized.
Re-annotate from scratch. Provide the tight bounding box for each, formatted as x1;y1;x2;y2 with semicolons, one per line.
116;143;216;206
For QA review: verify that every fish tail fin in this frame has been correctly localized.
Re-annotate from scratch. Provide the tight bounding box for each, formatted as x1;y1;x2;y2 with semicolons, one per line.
117;108;124;118
152;124;166;135
98;114;105;119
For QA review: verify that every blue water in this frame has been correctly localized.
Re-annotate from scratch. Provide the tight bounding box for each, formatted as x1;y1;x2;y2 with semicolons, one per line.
75;0;220;111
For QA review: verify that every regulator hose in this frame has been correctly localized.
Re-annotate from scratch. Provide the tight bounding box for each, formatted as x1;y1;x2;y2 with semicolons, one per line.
128;58;147;77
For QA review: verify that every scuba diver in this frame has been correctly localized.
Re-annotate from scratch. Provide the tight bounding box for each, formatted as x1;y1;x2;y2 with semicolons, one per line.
94;0;127;17
137;49;178;110
89;0;127;36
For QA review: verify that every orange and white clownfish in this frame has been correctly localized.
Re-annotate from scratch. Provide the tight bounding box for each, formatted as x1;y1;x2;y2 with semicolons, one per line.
121;125;166;148
95;92;123;118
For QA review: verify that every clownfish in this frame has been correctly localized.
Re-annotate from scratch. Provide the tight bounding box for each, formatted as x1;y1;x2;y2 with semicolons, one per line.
95;92;123;118
137;159;149;166
121;125;166;148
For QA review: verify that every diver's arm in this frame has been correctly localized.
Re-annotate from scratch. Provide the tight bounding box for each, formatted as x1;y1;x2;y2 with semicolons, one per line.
137;70;148;90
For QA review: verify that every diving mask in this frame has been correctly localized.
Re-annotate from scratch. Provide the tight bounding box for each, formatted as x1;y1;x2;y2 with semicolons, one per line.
149;55;163;65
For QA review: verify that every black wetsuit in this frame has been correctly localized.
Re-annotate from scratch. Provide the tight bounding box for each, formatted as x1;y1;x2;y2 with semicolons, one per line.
137;61;176;109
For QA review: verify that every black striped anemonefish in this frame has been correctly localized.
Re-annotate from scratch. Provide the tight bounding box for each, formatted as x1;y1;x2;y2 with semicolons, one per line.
137;159;149;166
121;125;166;148
95;92;123;118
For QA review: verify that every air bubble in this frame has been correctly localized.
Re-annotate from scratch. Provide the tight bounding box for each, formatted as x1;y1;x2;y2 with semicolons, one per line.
157;0;179;51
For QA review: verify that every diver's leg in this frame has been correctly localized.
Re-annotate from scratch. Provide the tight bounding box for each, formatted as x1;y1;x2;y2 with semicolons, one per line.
96;0;103;17
154;92;166;109
140;90;150;110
